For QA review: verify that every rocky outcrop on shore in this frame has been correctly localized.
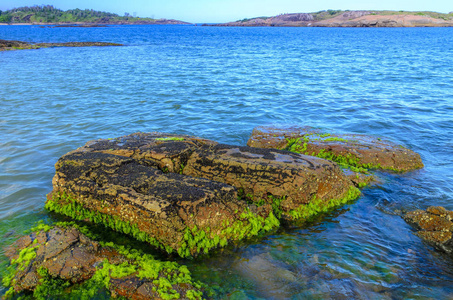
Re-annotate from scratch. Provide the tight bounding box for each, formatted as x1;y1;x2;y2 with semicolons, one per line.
247;126;423;172
315;14;453;27
404;207;453;254
0;39;122;51
46;132;360;257
211;10;453;27
3;223;205;299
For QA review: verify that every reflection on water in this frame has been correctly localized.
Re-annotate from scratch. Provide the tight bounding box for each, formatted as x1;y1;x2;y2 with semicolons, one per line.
1;25;453;298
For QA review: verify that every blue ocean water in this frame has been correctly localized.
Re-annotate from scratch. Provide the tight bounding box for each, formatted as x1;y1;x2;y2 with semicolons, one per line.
1;25;453;299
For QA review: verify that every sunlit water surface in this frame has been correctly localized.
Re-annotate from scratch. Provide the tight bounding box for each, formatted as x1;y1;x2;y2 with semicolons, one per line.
1;25;453;299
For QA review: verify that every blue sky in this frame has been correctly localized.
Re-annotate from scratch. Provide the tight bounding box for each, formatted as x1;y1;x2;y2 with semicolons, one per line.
0;0;451;23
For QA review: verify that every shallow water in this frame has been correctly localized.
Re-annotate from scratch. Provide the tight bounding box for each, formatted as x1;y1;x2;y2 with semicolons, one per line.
1;25;453;299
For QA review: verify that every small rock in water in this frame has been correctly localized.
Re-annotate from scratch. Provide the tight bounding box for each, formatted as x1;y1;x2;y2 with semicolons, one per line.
404;206;453;254
3;224;205;299
247;125;424;172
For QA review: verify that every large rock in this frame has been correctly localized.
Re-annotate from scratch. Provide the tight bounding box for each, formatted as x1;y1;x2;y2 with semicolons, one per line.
3;224;205;299
47;132;360;257
404;206;453;254
64;132;359;222
247;126;423;172
47;150;277;257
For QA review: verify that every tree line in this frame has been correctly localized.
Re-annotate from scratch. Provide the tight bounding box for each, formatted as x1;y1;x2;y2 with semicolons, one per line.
0;5;151;24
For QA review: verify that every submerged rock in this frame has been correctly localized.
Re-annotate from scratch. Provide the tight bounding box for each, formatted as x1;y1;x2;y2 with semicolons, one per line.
3;223;205;299
404;206;453;254
247;125;423;172
46;132;360;257
233;252;297;299
342;168;377;188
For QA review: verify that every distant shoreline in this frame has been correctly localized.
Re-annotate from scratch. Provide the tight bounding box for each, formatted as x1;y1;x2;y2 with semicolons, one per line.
207;11;453;27
2;10;453;28
0;39;123;51
0;21;191;26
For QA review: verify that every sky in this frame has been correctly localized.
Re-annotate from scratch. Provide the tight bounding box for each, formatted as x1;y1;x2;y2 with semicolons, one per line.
0;0;451;23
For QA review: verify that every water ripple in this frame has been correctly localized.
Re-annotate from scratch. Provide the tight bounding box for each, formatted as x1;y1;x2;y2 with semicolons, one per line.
1;25;453;298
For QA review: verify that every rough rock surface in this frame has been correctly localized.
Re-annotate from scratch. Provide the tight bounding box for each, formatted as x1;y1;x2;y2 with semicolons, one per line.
46;132;360;256
183;144;356;219
247;126;423;172
0;39;122;51
64;132;358;221
47;149;274;257
73;131;218;173
404;206;453;254
342;168;377;188
3;225;204;299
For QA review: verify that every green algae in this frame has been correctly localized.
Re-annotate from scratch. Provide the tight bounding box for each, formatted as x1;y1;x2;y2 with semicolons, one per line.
283;136;382;174
269;196;285;219
288;186;361;221
59;223;205;299
2;243;40;298
315;149;361;166
33;267;72;300
2;236;41;297
45;192;175;255
46;192;279;259
282;133;410;174
177;210;279;258
29;220;53;233
12;245;39;271
284;137;308;154
155;137;185;141
2;221;206;300
323;137;349;142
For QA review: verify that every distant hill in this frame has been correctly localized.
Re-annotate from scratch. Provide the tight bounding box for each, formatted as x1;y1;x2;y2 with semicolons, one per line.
210;10;453;27
0;5;190;25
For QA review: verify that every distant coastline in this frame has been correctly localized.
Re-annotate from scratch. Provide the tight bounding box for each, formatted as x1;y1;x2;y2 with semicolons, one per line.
0;5;190;26
207;10;453;27
1;6;452;28
0;20;191;26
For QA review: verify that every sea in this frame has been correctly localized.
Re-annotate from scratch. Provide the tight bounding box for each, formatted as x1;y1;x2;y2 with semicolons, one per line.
1;25;453;299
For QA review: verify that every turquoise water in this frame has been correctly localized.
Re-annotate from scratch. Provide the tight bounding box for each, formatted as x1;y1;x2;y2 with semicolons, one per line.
1;25;453;299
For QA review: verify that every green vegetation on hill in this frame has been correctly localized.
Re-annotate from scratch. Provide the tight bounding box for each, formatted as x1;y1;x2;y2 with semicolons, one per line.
0;5;156;24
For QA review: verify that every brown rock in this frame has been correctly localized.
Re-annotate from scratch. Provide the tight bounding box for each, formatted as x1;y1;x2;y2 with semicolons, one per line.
342;168;377;188
74;131;217;173
183;144;357;220
47;131;361;256
417;215;453;232
416;231;452;244
3;225;205;299
0;39;122;51
47;148;277;257
404;206;453;254
63;132;358;222
4;226;113;293
247;125;423;172
427;206;447;217
404;209;453;232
